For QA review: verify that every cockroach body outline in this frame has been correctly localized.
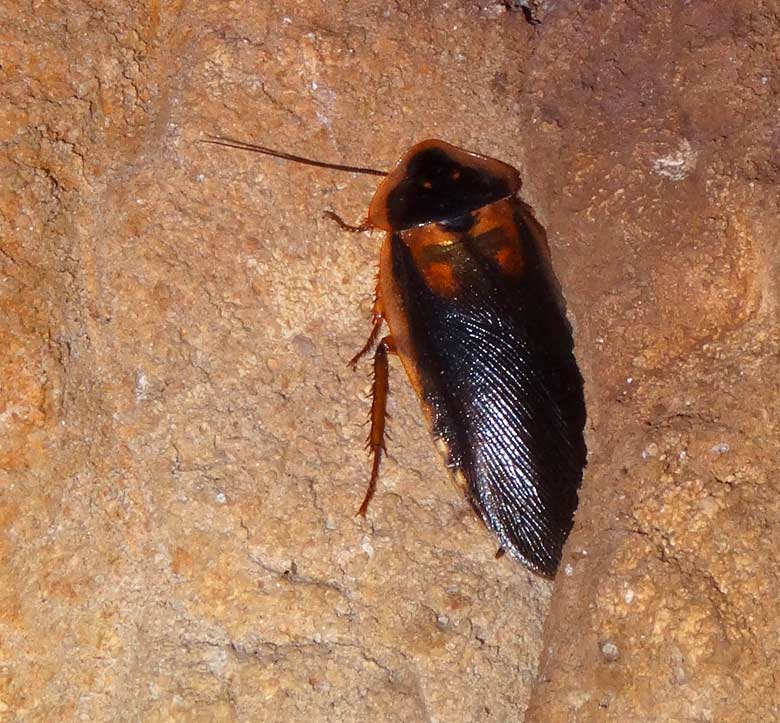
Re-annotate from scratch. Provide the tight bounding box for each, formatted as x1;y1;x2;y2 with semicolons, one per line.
202;135;587;577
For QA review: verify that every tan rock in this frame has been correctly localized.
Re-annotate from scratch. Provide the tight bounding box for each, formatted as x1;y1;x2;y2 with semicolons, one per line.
2;0;778;720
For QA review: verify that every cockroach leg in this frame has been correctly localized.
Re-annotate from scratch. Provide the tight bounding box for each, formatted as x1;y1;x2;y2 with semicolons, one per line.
357;335;396;517
348;315;384;370
324;210;372;233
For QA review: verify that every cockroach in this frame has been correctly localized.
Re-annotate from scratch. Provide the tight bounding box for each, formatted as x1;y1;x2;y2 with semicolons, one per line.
202;135;587;577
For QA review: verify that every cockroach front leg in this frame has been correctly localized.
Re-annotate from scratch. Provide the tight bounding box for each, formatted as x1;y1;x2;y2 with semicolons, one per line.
324;210;372;233
358;335;396;517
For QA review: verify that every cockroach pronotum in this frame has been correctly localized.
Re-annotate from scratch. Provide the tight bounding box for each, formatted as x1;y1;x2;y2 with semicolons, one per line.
202;135;587;577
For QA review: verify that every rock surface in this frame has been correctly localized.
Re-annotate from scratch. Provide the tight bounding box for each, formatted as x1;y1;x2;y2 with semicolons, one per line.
2;0;778;720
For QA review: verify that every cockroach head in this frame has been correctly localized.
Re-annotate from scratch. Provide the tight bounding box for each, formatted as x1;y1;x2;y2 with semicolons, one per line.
368;139;521;232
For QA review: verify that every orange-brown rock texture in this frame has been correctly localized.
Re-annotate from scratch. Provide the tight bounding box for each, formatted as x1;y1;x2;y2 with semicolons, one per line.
2;1;779;720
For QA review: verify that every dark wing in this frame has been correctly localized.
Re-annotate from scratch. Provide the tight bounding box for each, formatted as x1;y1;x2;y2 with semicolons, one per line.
390;202;586;576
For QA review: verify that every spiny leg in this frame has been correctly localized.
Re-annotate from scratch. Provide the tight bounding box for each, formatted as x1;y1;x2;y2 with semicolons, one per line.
324;210;372;233
358;335;395;517
348;315;383;370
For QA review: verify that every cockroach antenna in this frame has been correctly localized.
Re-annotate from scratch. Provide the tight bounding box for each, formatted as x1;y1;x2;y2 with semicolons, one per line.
199;135;387;177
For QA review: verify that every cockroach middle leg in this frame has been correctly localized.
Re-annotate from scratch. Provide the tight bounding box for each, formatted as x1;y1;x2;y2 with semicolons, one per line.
324;210;372;233
358;335;396;517
349;284;385;370
348;315;383;369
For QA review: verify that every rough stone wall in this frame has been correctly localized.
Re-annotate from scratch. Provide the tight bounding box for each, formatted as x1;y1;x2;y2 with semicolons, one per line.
1;1;778;721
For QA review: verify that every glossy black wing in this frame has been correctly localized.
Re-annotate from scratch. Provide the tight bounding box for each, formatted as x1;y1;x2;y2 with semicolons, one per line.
390;202;586;576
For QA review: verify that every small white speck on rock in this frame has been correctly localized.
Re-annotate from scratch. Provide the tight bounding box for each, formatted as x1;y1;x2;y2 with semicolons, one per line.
134;370;150;401
601;641;619;662
651;139;698;181
642;442;659;460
